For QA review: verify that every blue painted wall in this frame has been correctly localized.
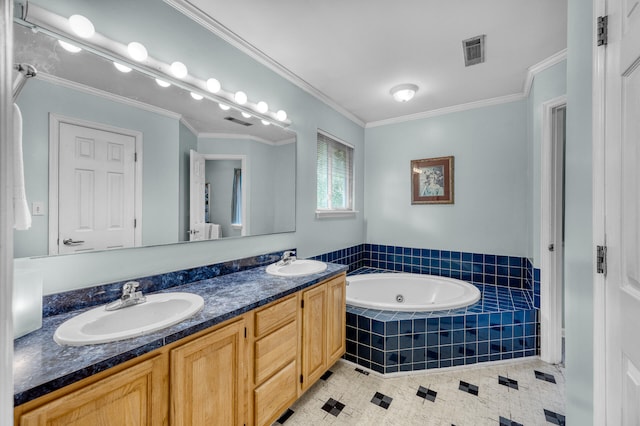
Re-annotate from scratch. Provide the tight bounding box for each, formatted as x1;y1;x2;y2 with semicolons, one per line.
565;0;594;421
364;101;528;256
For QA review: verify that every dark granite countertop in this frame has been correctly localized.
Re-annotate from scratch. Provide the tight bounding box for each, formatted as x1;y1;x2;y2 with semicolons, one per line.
13;263;347;406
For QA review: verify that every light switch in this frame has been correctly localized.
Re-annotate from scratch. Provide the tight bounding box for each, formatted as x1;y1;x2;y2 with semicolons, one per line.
32;202;44;216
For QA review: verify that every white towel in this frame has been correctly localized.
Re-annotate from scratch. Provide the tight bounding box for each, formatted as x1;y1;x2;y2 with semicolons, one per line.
13;103;31;230
209;224;221;240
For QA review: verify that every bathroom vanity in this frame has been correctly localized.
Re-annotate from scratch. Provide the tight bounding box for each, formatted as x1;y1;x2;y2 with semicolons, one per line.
13;263;346;426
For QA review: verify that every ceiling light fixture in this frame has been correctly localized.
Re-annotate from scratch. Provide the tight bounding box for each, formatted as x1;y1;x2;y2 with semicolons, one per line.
234;91;248;105
127;42;148;62
113;62;132;73
390;84;419;102
58;40;82;53
170;61;188;78
68;15;94;38
155;78;170;88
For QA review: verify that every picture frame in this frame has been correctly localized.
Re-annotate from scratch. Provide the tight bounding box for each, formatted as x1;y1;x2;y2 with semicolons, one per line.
411;156;454;204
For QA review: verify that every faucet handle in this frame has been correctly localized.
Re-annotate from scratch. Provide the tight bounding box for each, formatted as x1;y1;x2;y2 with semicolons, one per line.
122;281;139;295
283;250;296;258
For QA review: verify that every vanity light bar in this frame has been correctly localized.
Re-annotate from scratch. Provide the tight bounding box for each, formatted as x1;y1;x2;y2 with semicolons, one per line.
14;3;291;128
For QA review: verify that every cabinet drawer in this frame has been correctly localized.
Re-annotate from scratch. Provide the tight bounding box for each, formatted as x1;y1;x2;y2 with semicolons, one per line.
253;360;297;426
254;320;297;384
254;295;297;337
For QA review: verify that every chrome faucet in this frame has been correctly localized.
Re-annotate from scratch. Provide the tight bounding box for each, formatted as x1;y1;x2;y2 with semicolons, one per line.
105;281;147;311
278;250;297;266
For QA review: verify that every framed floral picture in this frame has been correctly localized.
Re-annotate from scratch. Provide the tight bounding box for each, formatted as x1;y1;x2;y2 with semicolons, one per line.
411;156;454;204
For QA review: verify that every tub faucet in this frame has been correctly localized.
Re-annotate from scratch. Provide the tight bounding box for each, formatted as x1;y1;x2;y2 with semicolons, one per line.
105;281;146;311
278;250;297;266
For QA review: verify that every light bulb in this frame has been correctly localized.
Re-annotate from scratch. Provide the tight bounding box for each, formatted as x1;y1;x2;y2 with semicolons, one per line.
171;61;188;78
219;103;230;111
58;40;82;53
68;15;95;38
155;79;170;88
113;62;132;73
234;91;247;105
127;42;148;62
276;110;287;121
256;101;268;114
206;78;221;93
261;119;271;126
241;112;252;119
190;92;203;100
390;84;419;102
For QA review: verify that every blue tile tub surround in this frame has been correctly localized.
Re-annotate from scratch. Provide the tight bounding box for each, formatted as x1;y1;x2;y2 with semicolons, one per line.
525;258;541;309
314;244;529;290
42;250;292;317
13;260;347;406
344;268;539;374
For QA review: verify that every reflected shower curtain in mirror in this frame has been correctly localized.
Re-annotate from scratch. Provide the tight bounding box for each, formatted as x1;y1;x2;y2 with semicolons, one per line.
231;168;242;226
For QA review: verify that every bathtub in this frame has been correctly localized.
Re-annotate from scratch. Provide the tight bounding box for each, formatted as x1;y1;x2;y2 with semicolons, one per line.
346;273;481;312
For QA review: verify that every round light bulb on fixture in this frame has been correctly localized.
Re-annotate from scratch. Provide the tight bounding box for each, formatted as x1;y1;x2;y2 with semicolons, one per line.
155;78;171;88
171;61;188;78
256;101;268;114
276;110;287;122
234;91;248;105
261;120;271;126
206;78;221;93
68;15;95;38
219;103;231;111
190;92;203;100
127;42;148;62
58;40;82;53
113;62;132;73
241;112;252;119
390;84;419;102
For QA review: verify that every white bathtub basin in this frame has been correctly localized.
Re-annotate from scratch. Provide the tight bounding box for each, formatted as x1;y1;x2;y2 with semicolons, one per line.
266;259;327;277
54;292;204;346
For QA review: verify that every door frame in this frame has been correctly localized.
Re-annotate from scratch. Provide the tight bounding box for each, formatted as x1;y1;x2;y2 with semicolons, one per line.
540;95;567;364
199;154;248;237
48;114;143;255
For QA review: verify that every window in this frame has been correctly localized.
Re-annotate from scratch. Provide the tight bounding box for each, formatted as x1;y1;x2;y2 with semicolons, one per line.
316;131;355;217
231;168;242;226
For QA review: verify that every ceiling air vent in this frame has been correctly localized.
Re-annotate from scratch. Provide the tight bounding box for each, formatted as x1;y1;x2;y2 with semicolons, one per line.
224;116;253;126
462;35;486;67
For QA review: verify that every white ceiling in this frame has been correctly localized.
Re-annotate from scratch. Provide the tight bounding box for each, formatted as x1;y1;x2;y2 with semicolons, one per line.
183;0;568;126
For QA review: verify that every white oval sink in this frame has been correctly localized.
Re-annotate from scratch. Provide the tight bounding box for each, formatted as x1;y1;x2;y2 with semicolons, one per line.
54;292;204;346
266;259;327;277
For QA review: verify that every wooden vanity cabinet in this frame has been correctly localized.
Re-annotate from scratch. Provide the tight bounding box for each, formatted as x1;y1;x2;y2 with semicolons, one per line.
170;317;247;426
14;272;346;426
250;295;299;426
301;274;346;392
15;353;168;426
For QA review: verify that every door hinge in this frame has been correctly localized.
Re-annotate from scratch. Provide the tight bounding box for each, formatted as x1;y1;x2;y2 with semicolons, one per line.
300;374;303;384
301;300;304;309
134;152;138;162
597;245;607;275
597;15;608;46
244;327;247;338
134;218;137;228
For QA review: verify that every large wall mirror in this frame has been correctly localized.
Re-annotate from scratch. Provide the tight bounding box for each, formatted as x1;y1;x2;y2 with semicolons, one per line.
12;11;296;259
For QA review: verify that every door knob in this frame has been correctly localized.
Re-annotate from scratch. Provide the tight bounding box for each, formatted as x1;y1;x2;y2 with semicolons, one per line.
63;238;85;246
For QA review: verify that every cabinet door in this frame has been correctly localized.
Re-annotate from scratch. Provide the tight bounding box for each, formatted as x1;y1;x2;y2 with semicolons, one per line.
326;276;346;365
301;283;327;391
171;319;246;426
19;355;168;426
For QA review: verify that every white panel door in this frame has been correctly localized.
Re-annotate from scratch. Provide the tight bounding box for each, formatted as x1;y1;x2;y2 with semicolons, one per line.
58;122;136;254
189;150;206;241
605;0;640;423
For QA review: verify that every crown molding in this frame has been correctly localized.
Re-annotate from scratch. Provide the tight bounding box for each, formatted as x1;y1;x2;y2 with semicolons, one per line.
36;73;182;120
164;0;366;128
366;93;526;128
522;49;567;97
179;116;199;135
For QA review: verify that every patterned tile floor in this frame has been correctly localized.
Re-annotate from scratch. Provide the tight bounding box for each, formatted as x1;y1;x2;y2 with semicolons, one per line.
274;358;565;426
